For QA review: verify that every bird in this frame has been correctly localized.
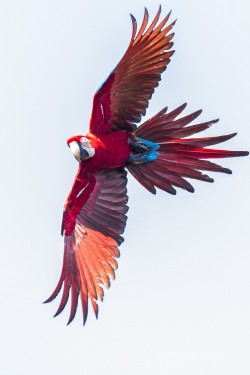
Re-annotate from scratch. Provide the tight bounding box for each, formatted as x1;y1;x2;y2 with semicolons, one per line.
44;6;248;325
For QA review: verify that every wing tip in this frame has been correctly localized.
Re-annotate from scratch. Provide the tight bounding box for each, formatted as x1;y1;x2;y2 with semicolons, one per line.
209;118;219;127
207;176;214;183
43;282;63;304
130;13;136;23
67;314;76;326
43;297;52;304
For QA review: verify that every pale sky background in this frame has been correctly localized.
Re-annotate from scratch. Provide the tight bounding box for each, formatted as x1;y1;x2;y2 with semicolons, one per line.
0;0;250;374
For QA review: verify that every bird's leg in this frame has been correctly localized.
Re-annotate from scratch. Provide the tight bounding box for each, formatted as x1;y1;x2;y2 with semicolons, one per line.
127;136;159;164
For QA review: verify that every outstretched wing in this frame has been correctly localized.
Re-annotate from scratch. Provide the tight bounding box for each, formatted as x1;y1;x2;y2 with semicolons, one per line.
89;6;175;134
45;168;128;325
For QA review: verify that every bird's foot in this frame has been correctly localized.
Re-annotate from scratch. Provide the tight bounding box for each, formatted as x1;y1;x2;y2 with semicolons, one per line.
127;150;159;164
127;136;159;164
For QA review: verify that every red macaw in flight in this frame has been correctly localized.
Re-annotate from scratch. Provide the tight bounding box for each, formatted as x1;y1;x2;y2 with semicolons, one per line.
44;7;248;325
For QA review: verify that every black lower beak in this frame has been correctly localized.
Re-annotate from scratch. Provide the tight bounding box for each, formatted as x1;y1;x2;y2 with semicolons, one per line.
79;144;89;160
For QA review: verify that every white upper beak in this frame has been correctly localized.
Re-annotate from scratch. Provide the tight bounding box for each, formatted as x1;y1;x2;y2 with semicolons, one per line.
69;141;81;161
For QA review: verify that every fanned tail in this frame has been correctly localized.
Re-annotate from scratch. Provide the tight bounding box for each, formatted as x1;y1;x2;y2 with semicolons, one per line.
127;104;248;194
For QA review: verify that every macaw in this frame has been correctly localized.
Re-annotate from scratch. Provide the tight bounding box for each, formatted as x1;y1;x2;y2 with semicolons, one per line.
44;7;248;325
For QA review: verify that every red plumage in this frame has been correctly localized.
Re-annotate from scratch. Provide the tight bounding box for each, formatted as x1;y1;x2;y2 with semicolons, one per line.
44;6;248;325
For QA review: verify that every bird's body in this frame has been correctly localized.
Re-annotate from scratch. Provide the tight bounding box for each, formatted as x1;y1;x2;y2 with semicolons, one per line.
68;131;131;171
45;7;248;325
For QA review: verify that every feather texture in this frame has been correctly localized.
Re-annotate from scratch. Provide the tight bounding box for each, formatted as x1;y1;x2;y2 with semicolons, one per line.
90;6;175;134
44;169;128;325
128;105;248;193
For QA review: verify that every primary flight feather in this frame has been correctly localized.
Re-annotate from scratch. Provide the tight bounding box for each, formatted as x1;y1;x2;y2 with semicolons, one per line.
44;6;248;325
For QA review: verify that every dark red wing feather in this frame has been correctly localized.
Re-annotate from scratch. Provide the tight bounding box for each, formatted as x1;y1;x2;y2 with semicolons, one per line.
90;6;175;134
45;168;128;325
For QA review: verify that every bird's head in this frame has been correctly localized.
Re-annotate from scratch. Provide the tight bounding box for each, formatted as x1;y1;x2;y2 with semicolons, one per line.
67;135;95;163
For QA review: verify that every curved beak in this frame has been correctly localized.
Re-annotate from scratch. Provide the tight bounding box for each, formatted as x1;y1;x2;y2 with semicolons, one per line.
69;141;89;162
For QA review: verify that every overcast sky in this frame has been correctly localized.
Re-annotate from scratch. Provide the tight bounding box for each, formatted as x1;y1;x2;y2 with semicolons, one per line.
0;0;250;374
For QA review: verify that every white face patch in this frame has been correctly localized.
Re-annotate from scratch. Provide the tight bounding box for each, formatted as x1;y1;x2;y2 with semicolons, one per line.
80;137;95;158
